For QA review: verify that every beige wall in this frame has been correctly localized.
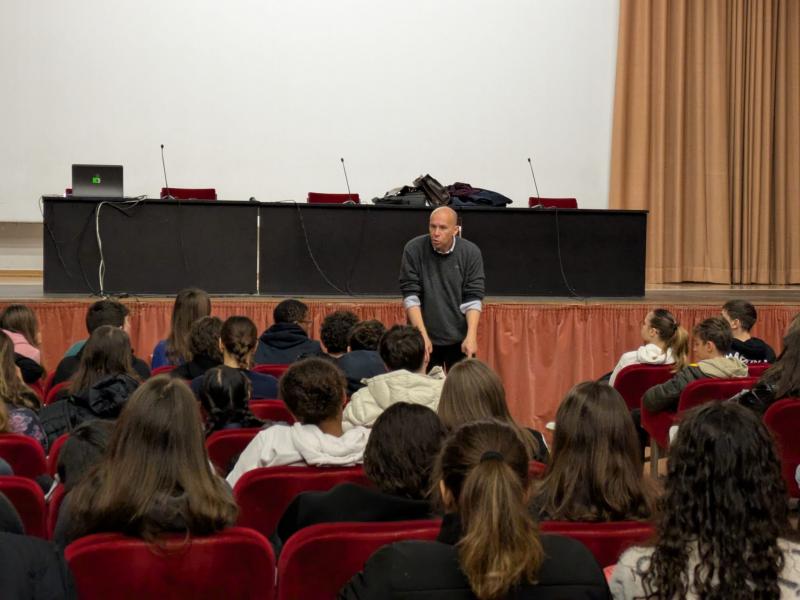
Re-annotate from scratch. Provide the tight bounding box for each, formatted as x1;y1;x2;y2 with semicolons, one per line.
0;223;42;271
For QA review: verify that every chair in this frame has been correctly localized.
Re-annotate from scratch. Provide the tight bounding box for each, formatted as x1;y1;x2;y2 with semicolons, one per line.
44;381;70;406
613;364;674;412
205;428;261;475
277;520;441;600
529;460;547;480
747;362;771;377
42;370;57;396
249;400;296;424
150;365;175;376
540;521;654;567
46;483;66;540
528;197;578;209
307;192;360;205
763;398;800;498
253;363;290;379
47;433;70;477
65;527;275;600
0;434;47;479
28;380;45;401
641;377;756;474
0;475;47;538
234;465;372;538
160;187;217;200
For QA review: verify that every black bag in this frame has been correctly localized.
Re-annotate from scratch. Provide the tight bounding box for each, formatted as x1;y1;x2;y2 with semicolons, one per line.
413;174;450;206
372;187;428;207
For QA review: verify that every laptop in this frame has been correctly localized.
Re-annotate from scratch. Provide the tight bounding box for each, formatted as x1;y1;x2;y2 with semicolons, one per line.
71;164;124;198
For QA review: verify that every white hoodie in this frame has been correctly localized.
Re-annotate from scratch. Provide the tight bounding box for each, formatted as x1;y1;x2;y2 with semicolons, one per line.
226;423;370;488
609;343;674;386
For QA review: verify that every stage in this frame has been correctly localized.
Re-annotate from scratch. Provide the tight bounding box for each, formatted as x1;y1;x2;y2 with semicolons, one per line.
3;277;799;431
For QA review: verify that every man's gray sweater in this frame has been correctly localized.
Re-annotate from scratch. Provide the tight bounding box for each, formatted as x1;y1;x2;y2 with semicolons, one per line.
399;235;485;346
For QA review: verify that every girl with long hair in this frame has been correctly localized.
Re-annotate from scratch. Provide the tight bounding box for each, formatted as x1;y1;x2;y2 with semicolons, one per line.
340;420;609;599
531;381;656;522
0;332;46;448
151;288;211;368
56;376;238;546
197;365;265;435
611;402;800;599
0;303;45;383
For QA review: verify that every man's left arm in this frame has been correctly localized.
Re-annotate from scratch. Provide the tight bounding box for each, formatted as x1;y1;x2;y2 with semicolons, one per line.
460;245;485;357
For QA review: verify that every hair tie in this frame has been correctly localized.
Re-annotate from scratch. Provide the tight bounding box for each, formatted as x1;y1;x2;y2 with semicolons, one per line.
480;450;504;463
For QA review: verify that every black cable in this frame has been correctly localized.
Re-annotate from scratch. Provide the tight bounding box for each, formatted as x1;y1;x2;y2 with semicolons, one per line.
553;207;584;300
292;201;350;295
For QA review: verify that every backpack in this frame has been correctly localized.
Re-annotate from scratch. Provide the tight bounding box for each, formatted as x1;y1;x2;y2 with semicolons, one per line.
413;174;450;206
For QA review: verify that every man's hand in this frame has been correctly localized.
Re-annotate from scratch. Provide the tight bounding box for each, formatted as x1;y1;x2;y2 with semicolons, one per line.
423;333;433;358
461;334;478;358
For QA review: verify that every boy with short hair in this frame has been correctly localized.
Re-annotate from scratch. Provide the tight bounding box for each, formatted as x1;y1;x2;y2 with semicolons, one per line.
722;299;776;363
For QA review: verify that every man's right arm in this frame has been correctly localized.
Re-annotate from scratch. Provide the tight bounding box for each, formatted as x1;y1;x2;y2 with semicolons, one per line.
399;243;432;354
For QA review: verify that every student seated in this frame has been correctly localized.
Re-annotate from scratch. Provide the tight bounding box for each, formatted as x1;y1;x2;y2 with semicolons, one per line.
191;316;278;400
171;316;223;380
53;299;150;387
611;402;800;598
0;332;46;449
530;382;656;522
722;299;776;362
41;326;141;446
0;303;44;384
337;320;387;396
254;299;322;364
339;421;610;599
642;317;748;414
320;310;359;359
343;325;444;429
198;366;266;435
226;358;370;488
54;376;238;547
438;358;548;463
151;288;212;369
276;402;444;547
56;420;115;491
609;308;689;386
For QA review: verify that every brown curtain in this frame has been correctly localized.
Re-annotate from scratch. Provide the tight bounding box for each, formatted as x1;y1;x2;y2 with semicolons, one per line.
610;0;800;284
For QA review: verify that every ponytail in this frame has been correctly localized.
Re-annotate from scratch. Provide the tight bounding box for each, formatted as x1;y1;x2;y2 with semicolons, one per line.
667;326;690;371
220;316;258;370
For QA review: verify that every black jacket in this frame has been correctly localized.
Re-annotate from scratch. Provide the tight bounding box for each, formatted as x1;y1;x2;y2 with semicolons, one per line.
0;533;76;599
336;351;387;396
731;337;776;363
0;492;24;535
15;354;44;385
339;514;610;599
52;347;150;387
40;374;139;446
254;323;322;365
171;353;221;380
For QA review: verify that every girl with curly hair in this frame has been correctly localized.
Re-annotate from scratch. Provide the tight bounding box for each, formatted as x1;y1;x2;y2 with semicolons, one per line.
611;401;800;599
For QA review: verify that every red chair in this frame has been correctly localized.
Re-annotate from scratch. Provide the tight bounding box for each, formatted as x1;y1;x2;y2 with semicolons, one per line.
0;433;47;479
42;370;57;396
0;476;47;538
47;433;70;477
641;377;756;474
528;197;578;209
277;520;441;600
47;483;66;540
540;520;655;567
206;428;261;476
529;460;547;480
613;364;674;412
160;187;217;200
747;362;771;377
764;398;800;498
234;465;372;538
249;400;296;424
307;192;360;205
253;364;290;379
150;365;175;376
65;527;275;600
28;380;45;401
44;381;70;406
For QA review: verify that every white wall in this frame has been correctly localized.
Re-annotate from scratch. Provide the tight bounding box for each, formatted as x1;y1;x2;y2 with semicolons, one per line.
0;0;618;230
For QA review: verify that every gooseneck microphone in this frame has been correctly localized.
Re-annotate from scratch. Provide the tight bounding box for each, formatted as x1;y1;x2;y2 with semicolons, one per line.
527;157;541;198
340;157;354;203
160;144;173;199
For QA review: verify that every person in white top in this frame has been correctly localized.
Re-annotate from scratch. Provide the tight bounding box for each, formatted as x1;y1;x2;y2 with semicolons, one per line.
609;308;689;386
610;401;800;599
226;358;370;488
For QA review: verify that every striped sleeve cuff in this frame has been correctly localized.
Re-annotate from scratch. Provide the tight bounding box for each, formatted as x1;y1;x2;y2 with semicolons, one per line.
460;300;482;314
403;295;421;309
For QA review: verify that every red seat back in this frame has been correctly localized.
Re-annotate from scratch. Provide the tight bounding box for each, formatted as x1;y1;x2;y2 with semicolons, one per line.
277;520;441;600
307;192;360;204
540;520;655;567
528;197;578;209
677;377;756;412
44;381;70;406
160;187;217;200
0;433;47;478
529;460;547;480
47;483;66;539
65;528;275;600
28;380;45;401
42;371;57;396
0;475;46;538
234;465;372;538
150;365;175;376
747;363;771;377
252;364;290;379
764;398;800;498
47;433;70;477
205;428;261;475
249;400;296;424
613;364;674;411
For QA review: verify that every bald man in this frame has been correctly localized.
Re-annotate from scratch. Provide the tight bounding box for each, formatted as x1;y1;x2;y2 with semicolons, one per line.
399;207;485;370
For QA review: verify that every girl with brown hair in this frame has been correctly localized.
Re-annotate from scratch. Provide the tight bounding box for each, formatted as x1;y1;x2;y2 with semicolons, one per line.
151;288;211;368
0;303;45;384
55;376;238;546
0;332;46;449
531;381;656;522
437;358;548;463
340;420;609;599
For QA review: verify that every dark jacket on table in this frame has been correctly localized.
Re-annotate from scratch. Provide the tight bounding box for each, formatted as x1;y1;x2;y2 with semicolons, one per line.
191;369;279;400
641;356;748;413
254;323;322;365
52;346;150;387
338;513;610;600
15;353;44;385
171;353;221;381
336;351;387;396
277;482;433;548
40;374;139;446
731;337;776;363
0;533;76;599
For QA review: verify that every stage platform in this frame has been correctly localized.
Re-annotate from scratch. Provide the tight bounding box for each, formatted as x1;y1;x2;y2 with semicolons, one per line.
2;277;799;432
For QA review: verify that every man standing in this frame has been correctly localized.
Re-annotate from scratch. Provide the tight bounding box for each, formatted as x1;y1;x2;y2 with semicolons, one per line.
399;206;485;370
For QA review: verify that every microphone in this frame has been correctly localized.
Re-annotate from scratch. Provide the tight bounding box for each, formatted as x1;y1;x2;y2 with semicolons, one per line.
160;144;173;199
340;157;355;203
527;157;541;199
